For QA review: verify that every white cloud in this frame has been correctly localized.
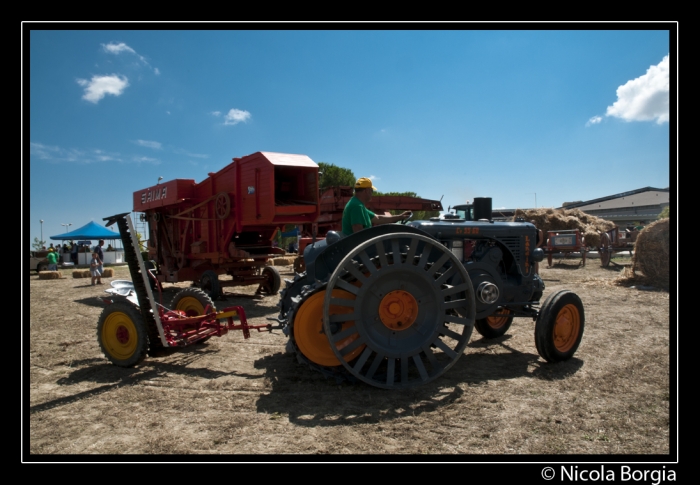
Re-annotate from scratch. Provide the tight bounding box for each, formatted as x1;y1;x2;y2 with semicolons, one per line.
102;42;159;74
223;108;251;125
586;115;603;127
135;140;162;149
606;55;670;124
132;156;161;165
211;111;221;117
77;74;129;103
102;42;136;55
368;175;379;181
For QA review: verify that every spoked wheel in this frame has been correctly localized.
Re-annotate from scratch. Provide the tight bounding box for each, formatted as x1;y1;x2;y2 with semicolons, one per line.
170;288;217;343
97;302;149;367
322;232;476;389
599;233;611;267
474;309;514;339
215;192;231;219
200;270;221;300
257;266;281;295
535;290;585;362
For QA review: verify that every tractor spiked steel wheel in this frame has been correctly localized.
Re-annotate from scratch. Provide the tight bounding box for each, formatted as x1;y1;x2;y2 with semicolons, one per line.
97;302;149;367
322;232;476;389
535;290;585;362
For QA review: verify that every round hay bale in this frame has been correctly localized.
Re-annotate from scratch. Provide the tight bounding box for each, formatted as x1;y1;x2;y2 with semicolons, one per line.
38;271;61;280
631;218;670;289
102;268;114;277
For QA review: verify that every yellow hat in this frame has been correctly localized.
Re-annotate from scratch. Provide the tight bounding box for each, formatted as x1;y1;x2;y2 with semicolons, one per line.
355;177;377;191
48;247;53;252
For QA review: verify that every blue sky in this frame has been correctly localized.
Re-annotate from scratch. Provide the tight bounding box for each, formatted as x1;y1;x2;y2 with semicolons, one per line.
25;26;674;248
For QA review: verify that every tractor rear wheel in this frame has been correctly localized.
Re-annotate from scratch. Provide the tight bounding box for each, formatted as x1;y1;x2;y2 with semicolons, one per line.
322;232;476;389
97;302;149;367
535;290;584;362
475;309;514;339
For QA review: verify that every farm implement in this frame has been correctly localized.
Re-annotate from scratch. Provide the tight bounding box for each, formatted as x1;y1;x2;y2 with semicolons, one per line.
96;213;272;367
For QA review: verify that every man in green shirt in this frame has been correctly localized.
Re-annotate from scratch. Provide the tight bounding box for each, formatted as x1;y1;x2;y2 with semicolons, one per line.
341;177;411;236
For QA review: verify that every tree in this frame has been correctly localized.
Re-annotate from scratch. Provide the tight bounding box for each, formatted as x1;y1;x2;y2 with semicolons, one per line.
658;206;670;219
318;162;355;189
32;237;46;251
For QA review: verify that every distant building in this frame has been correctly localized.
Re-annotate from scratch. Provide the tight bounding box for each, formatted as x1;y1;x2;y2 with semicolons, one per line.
558;186;669;227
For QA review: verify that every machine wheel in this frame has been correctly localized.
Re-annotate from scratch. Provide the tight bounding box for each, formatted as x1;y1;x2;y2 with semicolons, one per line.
322;232;476;389
535;290;584;362
599;233;611;267
36;262;48;272
97;302;149;367
293;289;366;367
170;288;216;343
200;270;221;300
215;192;231;219
547;252;553;267
474;309;514;339
170;288;216;316
258;266;281;295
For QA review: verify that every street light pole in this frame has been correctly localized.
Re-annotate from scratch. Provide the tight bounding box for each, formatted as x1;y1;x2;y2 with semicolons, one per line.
40;220;44;244
61;223;72;233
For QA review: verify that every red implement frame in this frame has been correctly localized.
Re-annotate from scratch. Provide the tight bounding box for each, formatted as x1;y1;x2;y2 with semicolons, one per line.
544;229;587;267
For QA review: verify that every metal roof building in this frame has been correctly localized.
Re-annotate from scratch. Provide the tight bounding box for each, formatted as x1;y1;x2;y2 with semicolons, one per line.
558;186;670;227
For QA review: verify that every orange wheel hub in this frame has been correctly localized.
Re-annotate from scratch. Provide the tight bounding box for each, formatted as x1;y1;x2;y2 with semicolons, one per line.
293;289;365;367
379;290;418;331
553;303;581;352
486;310;512;329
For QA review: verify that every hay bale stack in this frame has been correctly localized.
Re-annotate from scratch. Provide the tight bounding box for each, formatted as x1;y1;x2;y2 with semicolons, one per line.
72;270;91;278
513;208;616;248
38;271;61;280
631;218;670;289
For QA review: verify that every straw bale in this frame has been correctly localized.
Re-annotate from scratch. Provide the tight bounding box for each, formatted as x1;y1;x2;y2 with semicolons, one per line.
513;207;616;248
630;218;670;289
38;271;61;280
72;270;91;278
102;268;114;277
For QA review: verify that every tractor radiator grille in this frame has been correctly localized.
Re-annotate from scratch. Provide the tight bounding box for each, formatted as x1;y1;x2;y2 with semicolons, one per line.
498;236;521;262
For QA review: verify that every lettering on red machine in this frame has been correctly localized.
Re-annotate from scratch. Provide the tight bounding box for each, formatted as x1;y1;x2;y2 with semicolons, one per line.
524;236;530;272
456;227;479;235
141;187;167;205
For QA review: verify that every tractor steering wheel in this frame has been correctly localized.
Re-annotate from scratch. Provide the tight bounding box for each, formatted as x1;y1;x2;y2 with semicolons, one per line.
400;212;413;225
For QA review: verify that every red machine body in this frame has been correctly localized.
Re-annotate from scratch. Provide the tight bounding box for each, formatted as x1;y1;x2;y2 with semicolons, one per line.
133;152;320;289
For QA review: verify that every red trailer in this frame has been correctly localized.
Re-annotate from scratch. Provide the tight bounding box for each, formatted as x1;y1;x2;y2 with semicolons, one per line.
134;151;320;298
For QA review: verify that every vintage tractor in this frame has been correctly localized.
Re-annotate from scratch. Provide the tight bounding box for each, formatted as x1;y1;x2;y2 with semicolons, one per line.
96;213;273;367
134;151;321;300
277;197;585;389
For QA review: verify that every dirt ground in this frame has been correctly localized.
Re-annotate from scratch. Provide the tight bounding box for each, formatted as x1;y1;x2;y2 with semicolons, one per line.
25;253;674;461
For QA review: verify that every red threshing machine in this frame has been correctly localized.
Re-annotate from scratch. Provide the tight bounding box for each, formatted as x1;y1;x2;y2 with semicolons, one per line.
544;229;587;267
293;186;443;272
134;152;320;299
597;226;636;267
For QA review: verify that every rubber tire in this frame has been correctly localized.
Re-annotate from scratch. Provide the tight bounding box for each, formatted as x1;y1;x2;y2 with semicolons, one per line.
259;266;281;295
97;302;149;367
170;287;216;315
200;270;221;300
170;288;216;344
475;310;514;339
37;262;48;272
535;290;585;363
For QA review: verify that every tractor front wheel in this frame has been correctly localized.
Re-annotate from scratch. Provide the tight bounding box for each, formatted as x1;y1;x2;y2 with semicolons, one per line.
475;309;514;339
97;302;149;367
535;290;584;362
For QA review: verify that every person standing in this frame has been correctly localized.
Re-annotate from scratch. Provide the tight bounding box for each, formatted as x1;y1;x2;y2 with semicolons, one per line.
94;239;104;278
46;247;58;271
341;177;411;236
90;252;102;285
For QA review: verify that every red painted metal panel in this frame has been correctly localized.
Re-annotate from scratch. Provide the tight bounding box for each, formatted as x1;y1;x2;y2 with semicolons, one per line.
133;179;195;211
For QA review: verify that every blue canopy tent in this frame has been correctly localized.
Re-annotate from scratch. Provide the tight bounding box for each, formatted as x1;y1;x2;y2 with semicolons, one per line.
50;221;121;244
